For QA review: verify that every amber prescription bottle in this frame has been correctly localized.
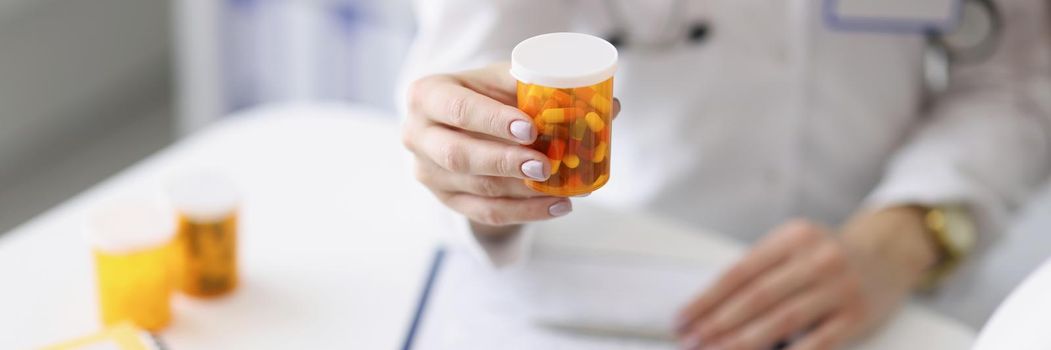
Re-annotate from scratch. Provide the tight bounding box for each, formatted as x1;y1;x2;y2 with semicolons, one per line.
87;198;176;331
167;171;240;297
511;32;618;197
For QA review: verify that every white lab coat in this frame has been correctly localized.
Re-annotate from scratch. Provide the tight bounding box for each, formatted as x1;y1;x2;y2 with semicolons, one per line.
398;0;1051;327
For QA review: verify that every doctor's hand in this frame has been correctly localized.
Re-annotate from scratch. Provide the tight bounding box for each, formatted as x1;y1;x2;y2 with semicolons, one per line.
675;207;939;350
403;63;619;236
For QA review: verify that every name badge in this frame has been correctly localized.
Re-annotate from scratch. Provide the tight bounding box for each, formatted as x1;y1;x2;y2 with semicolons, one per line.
824;0;961;33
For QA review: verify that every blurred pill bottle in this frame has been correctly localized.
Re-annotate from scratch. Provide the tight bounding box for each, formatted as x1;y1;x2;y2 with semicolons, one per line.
87;198;176;331
511;32;618;197
167;171;240;298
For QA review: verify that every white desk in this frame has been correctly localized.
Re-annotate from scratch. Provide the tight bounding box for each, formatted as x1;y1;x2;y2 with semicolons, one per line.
973;257;1051;349
0;103;974;349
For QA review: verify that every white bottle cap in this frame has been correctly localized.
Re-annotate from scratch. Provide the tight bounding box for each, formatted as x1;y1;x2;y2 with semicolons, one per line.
166;170;240;223
511;32;618;89
87;197;176;254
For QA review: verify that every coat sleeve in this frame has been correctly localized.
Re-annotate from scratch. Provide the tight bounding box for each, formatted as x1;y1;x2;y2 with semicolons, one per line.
396;0;569;268
866;0;1051;242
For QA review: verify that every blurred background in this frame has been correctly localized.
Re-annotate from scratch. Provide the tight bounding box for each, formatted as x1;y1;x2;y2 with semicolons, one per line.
0;0;413;233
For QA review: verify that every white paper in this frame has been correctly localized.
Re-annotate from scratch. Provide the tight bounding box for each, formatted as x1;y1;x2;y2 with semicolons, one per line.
411;247;716;350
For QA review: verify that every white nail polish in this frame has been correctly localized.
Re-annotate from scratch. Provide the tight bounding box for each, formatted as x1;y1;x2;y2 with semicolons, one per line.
510;120;535;143
548;200;572;217
521;160;546;180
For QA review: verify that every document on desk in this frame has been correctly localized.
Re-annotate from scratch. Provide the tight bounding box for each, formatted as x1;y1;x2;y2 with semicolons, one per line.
409;247;716;349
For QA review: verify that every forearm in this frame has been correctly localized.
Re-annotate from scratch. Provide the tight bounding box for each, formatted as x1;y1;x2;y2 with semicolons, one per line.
840;205;940;291
866;0;1051;242
470;222;523;242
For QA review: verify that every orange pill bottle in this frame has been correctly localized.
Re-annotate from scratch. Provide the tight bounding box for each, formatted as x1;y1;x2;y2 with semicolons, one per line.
167;171;240;298
87;198;176;331
511;32;618;197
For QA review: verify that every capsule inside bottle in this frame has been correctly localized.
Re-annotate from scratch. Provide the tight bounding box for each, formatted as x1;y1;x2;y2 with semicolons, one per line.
518;78;613;196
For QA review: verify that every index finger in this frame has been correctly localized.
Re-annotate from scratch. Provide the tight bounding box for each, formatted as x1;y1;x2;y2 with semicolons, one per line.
413;77;536;144
675;220;824;333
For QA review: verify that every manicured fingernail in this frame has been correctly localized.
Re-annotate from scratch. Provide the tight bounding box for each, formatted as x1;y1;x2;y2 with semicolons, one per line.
548;199;572;217
521;160;547;180
510;120;535;143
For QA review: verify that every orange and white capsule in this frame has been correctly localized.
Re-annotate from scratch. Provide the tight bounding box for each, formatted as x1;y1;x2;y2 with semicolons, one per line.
541;107;587;124
523;95;542;117
526;84;548;100
551;90;572;107
573;87;595;101
589;94;612;115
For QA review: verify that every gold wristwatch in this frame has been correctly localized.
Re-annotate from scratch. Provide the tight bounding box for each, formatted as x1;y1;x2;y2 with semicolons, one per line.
919;205;977;290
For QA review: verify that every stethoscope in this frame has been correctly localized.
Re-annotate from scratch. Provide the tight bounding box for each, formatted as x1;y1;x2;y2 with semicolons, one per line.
600;0;1002;92
924;0;1002;91
600;0;711;50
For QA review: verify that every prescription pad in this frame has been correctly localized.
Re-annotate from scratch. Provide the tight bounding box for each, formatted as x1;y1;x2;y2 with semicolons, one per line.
408;246;716;349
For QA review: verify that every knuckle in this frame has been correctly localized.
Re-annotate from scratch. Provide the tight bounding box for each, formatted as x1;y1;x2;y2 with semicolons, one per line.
784;219;822;241
446;95;472;128
721;265;750;285
495;151;516;176
814;243;847;273
475;176;504;197
715;269;743;290
438;143;468;173
484;106;505;134
400;126;417;152
430;191;456;209
406;76;435;113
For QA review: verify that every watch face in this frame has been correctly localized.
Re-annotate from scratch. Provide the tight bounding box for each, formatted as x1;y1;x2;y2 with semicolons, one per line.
942;207;977;253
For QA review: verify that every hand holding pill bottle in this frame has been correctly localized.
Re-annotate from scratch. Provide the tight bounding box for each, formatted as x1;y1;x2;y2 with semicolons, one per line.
401;33;618;228
511;33;618;196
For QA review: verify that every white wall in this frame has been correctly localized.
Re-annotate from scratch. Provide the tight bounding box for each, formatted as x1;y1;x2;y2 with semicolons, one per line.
0;0;171;185
174;0;415;134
